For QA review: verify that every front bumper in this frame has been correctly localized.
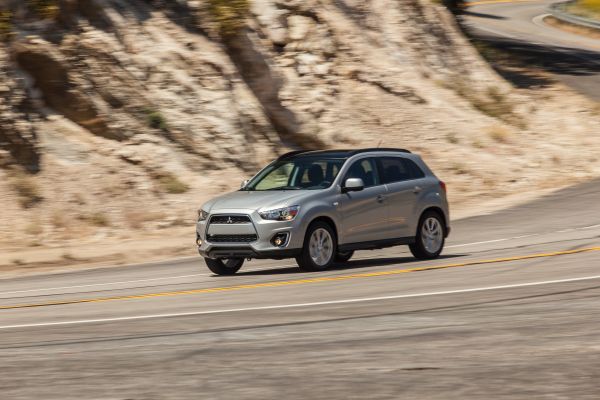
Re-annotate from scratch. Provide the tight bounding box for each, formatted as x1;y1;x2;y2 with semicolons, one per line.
196;208;304;259
198;245;301;259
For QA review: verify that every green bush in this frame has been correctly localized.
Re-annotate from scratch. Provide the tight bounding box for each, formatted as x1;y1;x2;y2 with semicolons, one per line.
146;110;168;130
0;10;13;42
156;173;190;194
207;0;250;36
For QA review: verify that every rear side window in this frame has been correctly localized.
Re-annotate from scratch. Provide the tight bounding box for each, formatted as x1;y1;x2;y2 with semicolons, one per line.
378;157;425;184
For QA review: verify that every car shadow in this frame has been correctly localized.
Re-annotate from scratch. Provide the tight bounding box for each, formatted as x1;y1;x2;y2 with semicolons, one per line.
234;254;467;276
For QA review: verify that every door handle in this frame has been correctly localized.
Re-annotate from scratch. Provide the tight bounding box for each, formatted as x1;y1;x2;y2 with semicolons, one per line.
376;194;386;203
413;186;422;194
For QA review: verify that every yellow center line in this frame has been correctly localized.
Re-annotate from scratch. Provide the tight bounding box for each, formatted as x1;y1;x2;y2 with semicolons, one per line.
2;246;600;311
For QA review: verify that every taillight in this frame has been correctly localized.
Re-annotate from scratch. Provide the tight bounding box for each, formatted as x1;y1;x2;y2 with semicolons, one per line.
439;180;447;192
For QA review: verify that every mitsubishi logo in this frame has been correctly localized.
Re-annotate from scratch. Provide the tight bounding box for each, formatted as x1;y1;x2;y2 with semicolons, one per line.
227;217;233;224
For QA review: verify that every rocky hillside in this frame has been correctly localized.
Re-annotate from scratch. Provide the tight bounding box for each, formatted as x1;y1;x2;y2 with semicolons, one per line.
1;0;599;266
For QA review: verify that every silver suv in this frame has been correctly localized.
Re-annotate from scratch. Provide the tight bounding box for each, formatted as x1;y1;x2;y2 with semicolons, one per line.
196;149;450;275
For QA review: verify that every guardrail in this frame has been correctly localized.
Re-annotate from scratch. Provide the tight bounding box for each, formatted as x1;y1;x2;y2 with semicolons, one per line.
549;1;600;30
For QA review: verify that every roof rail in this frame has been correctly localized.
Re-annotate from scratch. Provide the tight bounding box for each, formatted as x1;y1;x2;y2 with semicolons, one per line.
276;150;312;160
349;148;412;155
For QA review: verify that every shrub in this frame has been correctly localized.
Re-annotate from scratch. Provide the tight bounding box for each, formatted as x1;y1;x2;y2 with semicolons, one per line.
27;0;59;19
80;212;110;227
569;0;600;18
146;110;168;130
207;0;250;36
154;172;190;194
487;125;511;143
11;173;43;208
0;10;13;42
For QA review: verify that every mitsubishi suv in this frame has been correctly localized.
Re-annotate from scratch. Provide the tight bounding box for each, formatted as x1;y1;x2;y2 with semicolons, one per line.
196;148;450;275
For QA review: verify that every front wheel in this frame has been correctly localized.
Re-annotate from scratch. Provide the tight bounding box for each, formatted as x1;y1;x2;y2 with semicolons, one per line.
204;258;244;275
296;222;337;271
409;211;445;260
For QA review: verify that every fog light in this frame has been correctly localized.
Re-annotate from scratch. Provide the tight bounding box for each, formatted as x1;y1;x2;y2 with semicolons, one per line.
196;235;203;246
271;233;289;247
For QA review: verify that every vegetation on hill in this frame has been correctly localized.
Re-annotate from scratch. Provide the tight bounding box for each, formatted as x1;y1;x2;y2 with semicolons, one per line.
568;0;600;19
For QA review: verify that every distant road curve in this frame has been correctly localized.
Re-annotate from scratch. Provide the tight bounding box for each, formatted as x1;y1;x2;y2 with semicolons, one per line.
463;0;600;100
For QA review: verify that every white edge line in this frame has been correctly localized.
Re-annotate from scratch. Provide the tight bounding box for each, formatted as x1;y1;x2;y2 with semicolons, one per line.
2;274;600;331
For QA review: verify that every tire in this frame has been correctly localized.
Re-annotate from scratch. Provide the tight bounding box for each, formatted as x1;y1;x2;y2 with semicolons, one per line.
296;221;337;271
409;211;445;260
204;257;244;275
334;250;354;263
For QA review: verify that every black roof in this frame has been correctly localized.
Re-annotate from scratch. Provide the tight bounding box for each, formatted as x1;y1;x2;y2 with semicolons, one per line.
277;148;411;160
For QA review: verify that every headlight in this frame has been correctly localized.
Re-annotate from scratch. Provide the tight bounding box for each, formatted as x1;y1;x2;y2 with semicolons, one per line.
259;205;300;221
197;209;209;222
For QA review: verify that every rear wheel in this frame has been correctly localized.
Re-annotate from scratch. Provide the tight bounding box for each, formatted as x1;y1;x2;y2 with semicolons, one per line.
409;211;445;260
334;250;354;264
296;221;337;271
204;257;244;275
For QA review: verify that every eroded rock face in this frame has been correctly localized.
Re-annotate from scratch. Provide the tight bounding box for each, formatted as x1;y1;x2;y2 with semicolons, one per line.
0;0;502;171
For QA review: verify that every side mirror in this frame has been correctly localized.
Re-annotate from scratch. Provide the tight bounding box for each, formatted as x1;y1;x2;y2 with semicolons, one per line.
342;178;364;193
241;179;249;188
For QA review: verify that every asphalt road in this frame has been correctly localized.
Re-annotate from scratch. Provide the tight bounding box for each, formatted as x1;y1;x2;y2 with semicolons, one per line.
1;176;600;399
463;0;600;100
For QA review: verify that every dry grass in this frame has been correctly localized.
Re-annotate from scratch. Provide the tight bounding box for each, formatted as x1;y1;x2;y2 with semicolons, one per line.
24;220;43;236
51;210;68;229
79;212;110;227
450;81;524;128
472;138;485;149
543;16;600;39
125;210;167;229
567;0;600;19
446;133;459;144
11;172;43;209
450;162;469;175
155;173;190;194
487;125;512;143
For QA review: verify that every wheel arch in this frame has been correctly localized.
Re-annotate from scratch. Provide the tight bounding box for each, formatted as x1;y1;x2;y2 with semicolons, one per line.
307;215;339;242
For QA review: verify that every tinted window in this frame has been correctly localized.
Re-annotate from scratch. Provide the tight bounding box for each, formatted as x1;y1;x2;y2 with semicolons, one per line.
344;158;380;188
379;157;425;184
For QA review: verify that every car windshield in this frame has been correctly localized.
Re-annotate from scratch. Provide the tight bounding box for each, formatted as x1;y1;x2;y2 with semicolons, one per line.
243;157;346;191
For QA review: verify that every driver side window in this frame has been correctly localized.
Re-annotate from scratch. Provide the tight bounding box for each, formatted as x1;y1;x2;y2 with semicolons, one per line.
344;158;379;188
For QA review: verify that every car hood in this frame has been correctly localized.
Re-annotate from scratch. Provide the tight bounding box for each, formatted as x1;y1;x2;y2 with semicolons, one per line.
201;190;314;213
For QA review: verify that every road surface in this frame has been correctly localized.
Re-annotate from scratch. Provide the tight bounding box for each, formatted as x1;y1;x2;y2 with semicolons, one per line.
463;0;600;100
1;178;600;399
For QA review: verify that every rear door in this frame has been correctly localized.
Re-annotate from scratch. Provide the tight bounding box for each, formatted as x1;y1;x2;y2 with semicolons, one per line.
337;158;389;245
377;157;427;238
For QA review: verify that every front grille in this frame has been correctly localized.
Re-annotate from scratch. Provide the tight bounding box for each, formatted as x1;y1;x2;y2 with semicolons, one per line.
209;215;251;224
207;234;258;243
